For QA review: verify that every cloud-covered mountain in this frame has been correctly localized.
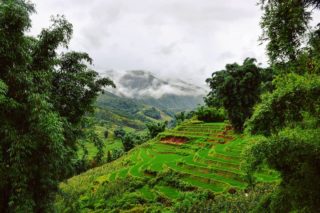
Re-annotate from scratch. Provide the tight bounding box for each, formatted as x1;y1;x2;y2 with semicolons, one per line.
102;70;207;111
103;70;207;98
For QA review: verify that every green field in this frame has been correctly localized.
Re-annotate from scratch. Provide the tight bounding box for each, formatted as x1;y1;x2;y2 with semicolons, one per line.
56;120;279;212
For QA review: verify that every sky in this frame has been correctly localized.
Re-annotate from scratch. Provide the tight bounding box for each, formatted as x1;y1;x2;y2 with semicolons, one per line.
29;0;268;87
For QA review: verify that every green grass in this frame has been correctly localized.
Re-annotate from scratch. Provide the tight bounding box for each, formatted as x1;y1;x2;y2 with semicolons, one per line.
56;119;280;212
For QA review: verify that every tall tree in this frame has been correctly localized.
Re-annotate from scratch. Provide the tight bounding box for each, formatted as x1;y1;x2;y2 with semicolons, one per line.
206;58;263;132
0;1;114;212
259;0;312;63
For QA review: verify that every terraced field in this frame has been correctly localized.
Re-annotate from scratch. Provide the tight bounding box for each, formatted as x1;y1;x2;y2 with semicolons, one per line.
57;120;279;212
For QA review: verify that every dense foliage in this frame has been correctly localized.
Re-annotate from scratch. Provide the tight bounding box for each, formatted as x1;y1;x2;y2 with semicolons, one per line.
206;58;263;132
121;132;149;152
146;122;166;138
246;74;320;135
0;1;114;211
244;0;320;212
259;0;312;63
246;128;320;211
113;128;126;139
196;106;226;122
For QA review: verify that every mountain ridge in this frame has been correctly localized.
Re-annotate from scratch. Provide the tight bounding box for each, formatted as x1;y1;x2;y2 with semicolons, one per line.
101;70;206;112
102;70;207;99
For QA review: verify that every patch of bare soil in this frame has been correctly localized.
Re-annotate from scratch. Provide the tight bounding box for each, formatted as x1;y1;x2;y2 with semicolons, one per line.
160;136;188;145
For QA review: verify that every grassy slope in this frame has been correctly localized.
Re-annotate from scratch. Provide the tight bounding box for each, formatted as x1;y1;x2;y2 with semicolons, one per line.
56;120;279;212
95;92;173;131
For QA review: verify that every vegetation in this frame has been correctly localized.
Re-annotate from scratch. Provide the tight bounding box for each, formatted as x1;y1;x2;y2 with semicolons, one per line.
196;106;226;122
1;0;320;212
95;91;172;130
0;1;115;211
55;120;278;212
205;58;264;132
243;0;320;212
114;128;126;139
146;121;167;138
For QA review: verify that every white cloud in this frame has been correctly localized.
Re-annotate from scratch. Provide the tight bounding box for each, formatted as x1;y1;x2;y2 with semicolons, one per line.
30;0;269;87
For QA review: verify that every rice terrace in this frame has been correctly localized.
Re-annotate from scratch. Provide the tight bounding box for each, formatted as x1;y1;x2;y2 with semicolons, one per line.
55;120;279;212
2;0;320;212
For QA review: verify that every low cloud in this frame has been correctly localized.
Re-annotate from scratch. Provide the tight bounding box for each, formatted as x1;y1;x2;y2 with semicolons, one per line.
30;0;269;86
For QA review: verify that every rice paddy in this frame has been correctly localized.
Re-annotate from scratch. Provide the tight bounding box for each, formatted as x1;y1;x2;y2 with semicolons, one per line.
57;120;279;212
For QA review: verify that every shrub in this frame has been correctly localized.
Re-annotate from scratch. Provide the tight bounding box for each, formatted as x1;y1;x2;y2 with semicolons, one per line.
121;132;149;152
111;148;124;161
146;122;166;138
114;128;126;138
196;106;226;122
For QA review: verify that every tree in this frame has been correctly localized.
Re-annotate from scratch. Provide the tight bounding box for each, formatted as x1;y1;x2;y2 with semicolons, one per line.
0;1;114;211
114;128;126;138
259;0;311;63
174;111;186;124
259;0;320;65
206;58;263;132
146;122;166;138
246;74;320;136
244;1;320;211
246;128;320;212
121;133;137;152
245;75;320;211
196;106;226;122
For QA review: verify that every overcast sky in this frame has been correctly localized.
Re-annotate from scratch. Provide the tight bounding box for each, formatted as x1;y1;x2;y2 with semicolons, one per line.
30;0;268;86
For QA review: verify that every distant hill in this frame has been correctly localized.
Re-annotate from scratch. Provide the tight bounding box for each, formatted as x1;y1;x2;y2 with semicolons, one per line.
95;91;173;130
102;70;206;112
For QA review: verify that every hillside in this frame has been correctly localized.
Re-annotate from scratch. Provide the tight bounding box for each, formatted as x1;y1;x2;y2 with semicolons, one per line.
56;120;279;212
95;91;173;130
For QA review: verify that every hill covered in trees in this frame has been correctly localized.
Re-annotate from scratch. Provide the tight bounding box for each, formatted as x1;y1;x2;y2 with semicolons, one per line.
95;91;173;130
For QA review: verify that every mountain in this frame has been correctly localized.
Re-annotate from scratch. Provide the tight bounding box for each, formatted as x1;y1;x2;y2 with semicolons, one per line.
102;70;206;112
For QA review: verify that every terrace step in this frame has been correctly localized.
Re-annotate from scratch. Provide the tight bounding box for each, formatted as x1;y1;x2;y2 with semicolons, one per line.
194;155;241;170
167;162;247;188
177;162;245;183
210;153;242;161
182;177;225;192
168;167;230;190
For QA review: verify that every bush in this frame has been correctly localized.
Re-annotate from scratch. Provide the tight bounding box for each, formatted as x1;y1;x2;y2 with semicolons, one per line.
114;128;126;138
146;122;166;138
121;132;149;152
246;127;320;211
196;106;226;122
111;148;124;161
